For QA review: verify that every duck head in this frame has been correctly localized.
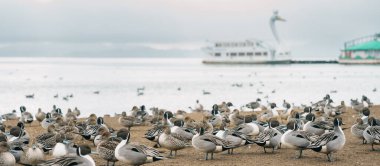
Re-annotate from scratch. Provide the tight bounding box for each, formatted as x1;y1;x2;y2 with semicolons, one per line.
333;117;343;126
97;117;104;125
20;106;26;113
76;145;92;157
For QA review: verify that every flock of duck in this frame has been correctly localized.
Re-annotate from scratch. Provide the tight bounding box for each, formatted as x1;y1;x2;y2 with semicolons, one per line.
0;94;378;165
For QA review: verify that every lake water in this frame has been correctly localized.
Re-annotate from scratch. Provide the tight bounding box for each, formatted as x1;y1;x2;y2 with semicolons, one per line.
0;57;379;116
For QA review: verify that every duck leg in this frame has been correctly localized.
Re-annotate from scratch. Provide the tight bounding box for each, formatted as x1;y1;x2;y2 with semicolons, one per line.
106;160;109;166
169;150;173;157
211;152;214;160
272;147;275;153
263;147;267;153
174;150;177;157
231;148;234;154
295;150;303;159
372;143;375;151
327;153;333;162
205;153;208;160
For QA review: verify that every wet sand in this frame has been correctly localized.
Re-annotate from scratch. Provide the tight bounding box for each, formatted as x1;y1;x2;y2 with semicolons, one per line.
5;105;380;166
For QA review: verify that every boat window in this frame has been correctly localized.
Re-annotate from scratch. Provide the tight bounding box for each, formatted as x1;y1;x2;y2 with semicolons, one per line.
263;52;268;56
230;53;237;56
239;52;245;56
255;52;262;56
215;43;221;47
214;53;221;56
247;52;254;56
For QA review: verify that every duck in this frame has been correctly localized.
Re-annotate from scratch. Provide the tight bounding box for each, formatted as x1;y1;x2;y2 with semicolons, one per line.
144;124;164;146
214;125;254;154
351;118;368;144
25;144;44;165
40;113;56;130
73;107;81;117
35;108;46;123
51;108;63;119
351;99;365;114
65;109;77;123
233;121;261;137
1;110;18;120
20;106;34;126
228;109;250;127
82;117;109;141
37;145;95;166
253;120;283;153
36;125;59;152
281;120;317;158
158;126;190;157
192;127;233;160
118;112;135;130
0;141;16;165
97;131;120;166
6;125;26;163
303;113;333;136
11;122;30;145
115;130;164;165
307;117;345;162
52;140;76;157
209;104;223;128
363;117;380;151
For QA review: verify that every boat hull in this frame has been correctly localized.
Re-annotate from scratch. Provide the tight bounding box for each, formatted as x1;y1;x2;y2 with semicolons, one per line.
338;59;380;64
202;59;292;64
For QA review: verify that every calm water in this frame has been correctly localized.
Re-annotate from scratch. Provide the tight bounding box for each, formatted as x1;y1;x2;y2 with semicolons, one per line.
0;57;379;116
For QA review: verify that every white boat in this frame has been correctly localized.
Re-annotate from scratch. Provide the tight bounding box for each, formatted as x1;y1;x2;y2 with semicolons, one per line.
202;11;291;64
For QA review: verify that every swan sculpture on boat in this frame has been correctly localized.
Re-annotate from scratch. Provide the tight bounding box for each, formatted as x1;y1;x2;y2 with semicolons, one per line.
202;10;291;64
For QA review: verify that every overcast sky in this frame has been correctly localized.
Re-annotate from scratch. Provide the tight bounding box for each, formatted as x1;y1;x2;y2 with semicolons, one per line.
0;0;379;58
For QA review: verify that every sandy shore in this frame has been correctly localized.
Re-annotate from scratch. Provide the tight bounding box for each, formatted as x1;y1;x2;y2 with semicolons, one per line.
5;105;380;166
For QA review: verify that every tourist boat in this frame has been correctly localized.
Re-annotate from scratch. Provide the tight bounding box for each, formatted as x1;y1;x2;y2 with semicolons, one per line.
339;33;380;64
202;11;291;64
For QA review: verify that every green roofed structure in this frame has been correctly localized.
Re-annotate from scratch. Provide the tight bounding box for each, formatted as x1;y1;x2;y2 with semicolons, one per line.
339;33;380;64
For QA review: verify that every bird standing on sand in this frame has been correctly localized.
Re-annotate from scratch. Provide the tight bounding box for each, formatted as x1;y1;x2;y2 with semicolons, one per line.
115;130;164;165
192;127;234;160
307;117;345;162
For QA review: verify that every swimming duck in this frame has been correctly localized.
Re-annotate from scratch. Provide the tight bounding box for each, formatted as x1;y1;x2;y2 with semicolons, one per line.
307;117;345;162
115;130;164;165
192;127;233;160
351;118;368;144
363;117;380;151
158;126;190;157
281;120;317;158
35;108;46;123
37;145;95;166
